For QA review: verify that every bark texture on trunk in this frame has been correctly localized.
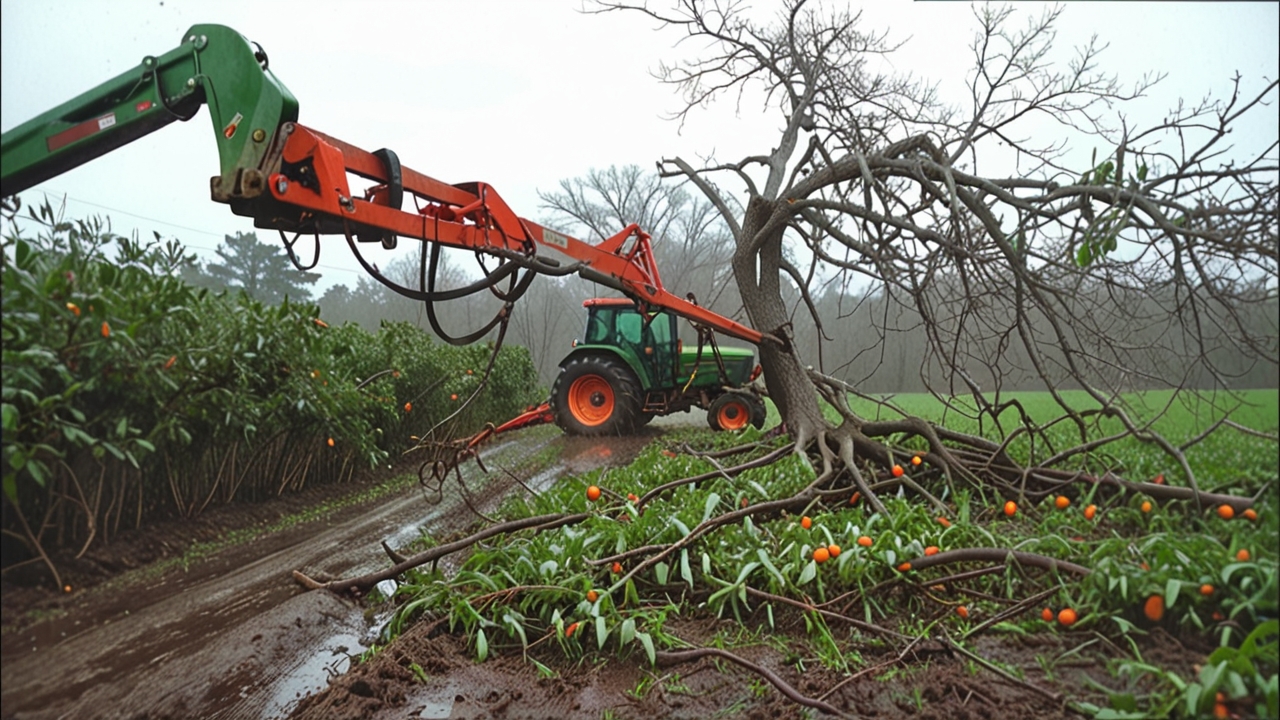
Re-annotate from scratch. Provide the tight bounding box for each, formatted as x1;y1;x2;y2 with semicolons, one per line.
734;196;826;441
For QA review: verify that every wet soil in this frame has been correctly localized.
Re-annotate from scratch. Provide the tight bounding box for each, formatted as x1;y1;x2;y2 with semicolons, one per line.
2;422;1218;719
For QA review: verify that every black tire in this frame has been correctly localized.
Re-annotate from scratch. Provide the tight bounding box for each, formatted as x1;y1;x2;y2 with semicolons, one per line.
707;391;766;431
550;355;642;436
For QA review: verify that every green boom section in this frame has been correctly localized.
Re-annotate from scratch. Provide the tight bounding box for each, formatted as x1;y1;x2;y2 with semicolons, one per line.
0;24;298;198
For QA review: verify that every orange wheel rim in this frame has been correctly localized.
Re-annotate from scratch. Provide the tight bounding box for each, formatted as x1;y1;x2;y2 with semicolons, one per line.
568;375;615;426
717;400;750;430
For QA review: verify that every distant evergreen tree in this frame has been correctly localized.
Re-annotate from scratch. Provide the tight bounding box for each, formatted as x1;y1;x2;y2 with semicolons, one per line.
203;231;320;304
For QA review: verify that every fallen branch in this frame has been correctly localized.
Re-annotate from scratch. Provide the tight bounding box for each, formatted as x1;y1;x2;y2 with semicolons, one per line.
903;548;1091;576
293;512;589;593
656;646;852;718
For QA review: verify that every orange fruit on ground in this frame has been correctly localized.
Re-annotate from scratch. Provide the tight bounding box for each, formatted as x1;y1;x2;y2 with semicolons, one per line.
611;562;622;574
1141;501;1152;513
1058;608;1078;626
1243;508;1258;521
849;492;861;505
587;590;598;602
956;606;969;619
801;516;812;530
892;464;904;477
1004;500;1017;517
924;546;939;556
937;517;951;528
627;493;639;502
1200;584;1214;596
1055;496;1070;510
1143;594;1165;622
857;536;873;547
404;402;412;412
1042;607;1055;622
1084;504;1097;520
1236;549;1250;562
565;621;579;638
898;562;912;572
327;437;334;447
1153;474;1165;484
1218;504;1235;520
911;455;923;466
586;485;602;502
1213;702;1228;719
813;547;831;563
828;544;841;558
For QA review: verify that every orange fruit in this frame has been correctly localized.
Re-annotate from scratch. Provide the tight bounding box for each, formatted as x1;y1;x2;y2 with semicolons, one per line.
404;402;412;412
101;321;111;338
1055;496;1070;510
450;393;459;401
327;437;335;447
849;492;861;505
898;562;912;572
1153;473;1165;485
1215;692;1225;703
828;544;841;558
892;464;904;477
924;546;939;556
565;621;579;638
63;584;72;593
1200;584;1214;596
1042;608;1055;622
857;536;873;547
627;493;639;503
66;302;80;316
1213;702;1228;719
911;455;923;466
813;547;830;563
801;516;812;530
1218;505;1235;520
467;369;474;375
1141;501;1152;513
1243;508;1257;521
1140;562;1150;571
937;517;951;528
313;318;329;328
163;355;177;370
1004;500;1017;517
956;606;969;619
586;485;602;502
740;497;748;509
1236;549;1250;562
586;590;598;603
1058;608;1077;626
611;562;622;574
1143;594;1165;622
1084;504;1097;520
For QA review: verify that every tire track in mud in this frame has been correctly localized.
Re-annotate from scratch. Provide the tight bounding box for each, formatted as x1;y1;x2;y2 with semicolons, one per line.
0;431;662;720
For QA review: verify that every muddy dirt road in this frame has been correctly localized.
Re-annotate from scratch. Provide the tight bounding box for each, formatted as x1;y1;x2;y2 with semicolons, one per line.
1;430;657;720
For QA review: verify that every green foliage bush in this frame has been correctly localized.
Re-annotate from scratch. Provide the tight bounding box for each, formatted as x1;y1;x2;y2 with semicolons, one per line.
1;205;541;579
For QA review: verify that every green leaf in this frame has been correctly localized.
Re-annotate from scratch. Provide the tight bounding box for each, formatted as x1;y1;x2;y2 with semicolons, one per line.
1137;163;1148;182
0;403;17;431
475;628;488;662
595;616;607;650
636;631;655;666
654;561;669;586
1076;245;1093;267
621;618;635;647
702;492;720;523
680;549;693;589
1165;579;1181;610
798;559;817;585
3;472;17;504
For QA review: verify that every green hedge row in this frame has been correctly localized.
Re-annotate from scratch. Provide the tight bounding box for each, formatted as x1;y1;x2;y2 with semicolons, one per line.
1;207;541;580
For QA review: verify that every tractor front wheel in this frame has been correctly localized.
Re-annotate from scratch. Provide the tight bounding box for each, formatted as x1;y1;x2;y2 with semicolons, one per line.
551;356;642;436
707;392;766;431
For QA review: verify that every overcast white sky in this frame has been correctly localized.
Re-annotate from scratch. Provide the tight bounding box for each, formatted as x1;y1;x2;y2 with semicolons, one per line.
3;0;1276;295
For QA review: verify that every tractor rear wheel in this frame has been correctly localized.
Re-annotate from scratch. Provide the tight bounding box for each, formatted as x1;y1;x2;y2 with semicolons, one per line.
707;392;766;431
551;356;642;436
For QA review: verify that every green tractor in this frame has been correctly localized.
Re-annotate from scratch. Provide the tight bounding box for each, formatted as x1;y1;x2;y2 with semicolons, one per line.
550;298;766;435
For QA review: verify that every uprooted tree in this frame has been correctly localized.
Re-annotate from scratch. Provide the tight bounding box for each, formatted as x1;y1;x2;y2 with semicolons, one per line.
582;0;1278;513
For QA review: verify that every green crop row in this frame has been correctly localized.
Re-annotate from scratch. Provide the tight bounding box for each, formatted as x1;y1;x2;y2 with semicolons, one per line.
1;206;541;583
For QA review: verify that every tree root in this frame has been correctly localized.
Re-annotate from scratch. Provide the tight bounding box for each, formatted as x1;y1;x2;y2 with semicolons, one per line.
656;646;852;718
293;512;589;594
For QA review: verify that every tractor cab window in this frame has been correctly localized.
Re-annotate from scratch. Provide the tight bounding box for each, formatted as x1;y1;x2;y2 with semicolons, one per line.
616;311;643;346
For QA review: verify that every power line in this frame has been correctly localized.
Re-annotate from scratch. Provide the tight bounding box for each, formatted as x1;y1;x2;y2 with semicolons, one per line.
19;189;364;277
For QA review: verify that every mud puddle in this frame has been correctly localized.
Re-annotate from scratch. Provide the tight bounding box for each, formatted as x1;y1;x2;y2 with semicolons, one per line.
1;429;663;720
